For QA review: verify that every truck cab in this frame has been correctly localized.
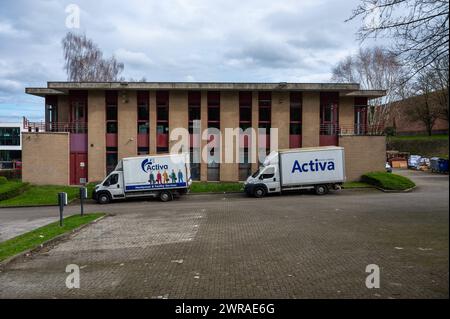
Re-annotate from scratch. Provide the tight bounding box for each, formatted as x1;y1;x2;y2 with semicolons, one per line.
244;165;281;197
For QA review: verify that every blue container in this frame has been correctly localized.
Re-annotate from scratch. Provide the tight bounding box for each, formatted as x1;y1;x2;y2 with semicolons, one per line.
430;157;440;172
438;158;449;173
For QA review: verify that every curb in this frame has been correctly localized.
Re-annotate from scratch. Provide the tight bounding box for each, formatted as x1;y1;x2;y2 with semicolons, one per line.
0;198;84;209
188;191;244;195
375;185;417;193
0;214;108;269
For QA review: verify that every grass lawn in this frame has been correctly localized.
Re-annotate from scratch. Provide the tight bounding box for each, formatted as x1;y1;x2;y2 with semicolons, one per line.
0;180;29;201
361;172;416;190
0;213;105;262
342;181;374;189
0;183;96;207
387;134;448;141
190;181;243;193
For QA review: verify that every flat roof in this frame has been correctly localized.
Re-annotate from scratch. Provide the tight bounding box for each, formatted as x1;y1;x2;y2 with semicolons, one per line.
25;81;386;98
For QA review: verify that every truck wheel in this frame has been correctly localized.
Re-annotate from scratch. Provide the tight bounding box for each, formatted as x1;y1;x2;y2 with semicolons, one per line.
159;190;173;202
314;184;329;195
97;192;111;204
253;186;266;198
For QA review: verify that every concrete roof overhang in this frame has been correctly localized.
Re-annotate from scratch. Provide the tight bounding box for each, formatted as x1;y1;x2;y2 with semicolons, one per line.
25;82;386;98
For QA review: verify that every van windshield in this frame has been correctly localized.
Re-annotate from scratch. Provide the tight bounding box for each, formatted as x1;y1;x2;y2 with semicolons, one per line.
251;169;260;178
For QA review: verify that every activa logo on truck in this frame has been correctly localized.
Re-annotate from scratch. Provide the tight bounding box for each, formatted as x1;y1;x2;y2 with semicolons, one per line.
141;158;169;172
291;159;335;173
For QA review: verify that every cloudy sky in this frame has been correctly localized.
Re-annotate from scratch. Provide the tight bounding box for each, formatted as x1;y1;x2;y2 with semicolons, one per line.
0;0;385;122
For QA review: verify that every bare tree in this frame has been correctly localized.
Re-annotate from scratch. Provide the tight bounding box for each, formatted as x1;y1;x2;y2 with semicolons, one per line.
405;69;442;135
347;0;449;77
62;32;124;81
429;54;449;122
331;46;407;132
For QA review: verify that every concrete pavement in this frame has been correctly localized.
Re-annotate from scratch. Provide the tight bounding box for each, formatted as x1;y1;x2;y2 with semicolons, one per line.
0;169;448;298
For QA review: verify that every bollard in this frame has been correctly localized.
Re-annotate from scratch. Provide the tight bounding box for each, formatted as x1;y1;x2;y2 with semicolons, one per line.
58;192;68;226
79;187;87;216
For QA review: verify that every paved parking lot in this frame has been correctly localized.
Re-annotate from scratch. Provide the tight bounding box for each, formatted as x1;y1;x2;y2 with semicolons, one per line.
0;170;448;298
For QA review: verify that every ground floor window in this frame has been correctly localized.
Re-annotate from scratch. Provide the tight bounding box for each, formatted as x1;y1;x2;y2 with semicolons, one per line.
106;147;118;174
138;147;149;155
239;148;252;181
190;149;200;181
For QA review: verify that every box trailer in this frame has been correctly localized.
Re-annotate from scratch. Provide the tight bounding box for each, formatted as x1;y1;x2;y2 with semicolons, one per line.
93;153;191;204
244;146;345;198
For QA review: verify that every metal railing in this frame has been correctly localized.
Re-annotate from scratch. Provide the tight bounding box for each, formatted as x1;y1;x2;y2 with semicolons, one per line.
23;118;87;133
320;124;384;136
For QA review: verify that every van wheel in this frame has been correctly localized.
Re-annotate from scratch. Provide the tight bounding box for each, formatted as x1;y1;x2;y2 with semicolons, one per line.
97;192;111;204
315;184;329;195
253;186;266;198
159;190;173;202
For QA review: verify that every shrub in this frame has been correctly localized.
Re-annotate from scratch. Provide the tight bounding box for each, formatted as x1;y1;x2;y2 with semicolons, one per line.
0;182;30;201
0;176;7;184
361;172;416;190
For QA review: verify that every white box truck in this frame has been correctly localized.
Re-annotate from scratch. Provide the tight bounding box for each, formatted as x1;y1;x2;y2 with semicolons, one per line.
244;146;345;197
93;153;191;204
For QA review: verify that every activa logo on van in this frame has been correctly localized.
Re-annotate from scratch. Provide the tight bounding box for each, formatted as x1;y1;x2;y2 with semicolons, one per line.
141;158;169;173
291;159;335;173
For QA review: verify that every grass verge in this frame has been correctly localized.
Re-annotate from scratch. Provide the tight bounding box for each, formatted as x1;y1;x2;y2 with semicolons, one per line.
342;181;374;189
0;183;96;207
190;181;243;193
0;213;105;263
361;172;416;191
387;134;448;141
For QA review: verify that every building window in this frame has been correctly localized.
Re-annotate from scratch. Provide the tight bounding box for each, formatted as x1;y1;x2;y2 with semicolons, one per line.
207;92;220;180
137;91;149;134
188;91;201;134
0;127;20;146
69;91;87;133
106;91;118;134
156;91;169;153
290;92;302;148
354;97;368;135
190;149;200;181
45;95;58;131
239;92;252;131
106;147;118;174
138;147;149;155
239;148;252;181
320;92;339;135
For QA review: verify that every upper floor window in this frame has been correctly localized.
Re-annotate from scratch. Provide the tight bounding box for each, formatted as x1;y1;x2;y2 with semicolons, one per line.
207;91;220;129
137;91;149;134
258;92;271;130
188;91;201;134
239;92;252;131
106;91;118;134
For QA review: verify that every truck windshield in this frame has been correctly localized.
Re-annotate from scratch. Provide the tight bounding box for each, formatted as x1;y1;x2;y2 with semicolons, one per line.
251;169;260;178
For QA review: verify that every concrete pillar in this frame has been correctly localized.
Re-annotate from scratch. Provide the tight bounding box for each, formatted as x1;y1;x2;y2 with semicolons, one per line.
149;91;157;154
57;95;69;122
118;90;137;159
339;96;354;135
302;92;320;147
271;91;290;150
251;91;259;173
169;90;188;152
87;90;106;182
220;91;239;181
200;91;208;181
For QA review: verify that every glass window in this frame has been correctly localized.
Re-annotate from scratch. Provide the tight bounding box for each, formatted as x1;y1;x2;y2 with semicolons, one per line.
259;108;271;122
208;107;220;122
106;122;118;134
0;127;20;146
138;105;149;121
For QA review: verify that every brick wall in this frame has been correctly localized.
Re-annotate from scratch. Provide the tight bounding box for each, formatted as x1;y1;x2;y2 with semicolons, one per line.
118;90;137;159
339;135;386;181
302;92;320;147
87;90;106;182
22;132;70;185
272;91;290;149
220;91;239;181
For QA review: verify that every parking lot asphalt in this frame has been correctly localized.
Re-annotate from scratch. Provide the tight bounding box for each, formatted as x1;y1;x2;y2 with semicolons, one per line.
0;169;448;298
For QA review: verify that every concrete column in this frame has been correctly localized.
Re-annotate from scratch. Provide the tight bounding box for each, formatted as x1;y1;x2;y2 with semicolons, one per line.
302;92;320;147
118;90;137;159
251;91;259;173
87;90;106;182
339;96;354;135
169;90;188;152
200;91;208;181
220;91;239;182
271;91;290;150
149;91;157;154
57;95;69;122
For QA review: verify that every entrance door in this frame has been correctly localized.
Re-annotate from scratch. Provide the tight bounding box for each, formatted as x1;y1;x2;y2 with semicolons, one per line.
70;153;88;185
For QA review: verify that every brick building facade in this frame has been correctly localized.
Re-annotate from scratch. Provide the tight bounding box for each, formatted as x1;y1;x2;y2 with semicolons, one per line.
24;82;386;185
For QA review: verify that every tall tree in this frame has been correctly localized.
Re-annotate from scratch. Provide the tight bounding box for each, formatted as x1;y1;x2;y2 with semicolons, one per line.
404;69;442;135
62;32;124;81
347;0;449;77
331;46;406;132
